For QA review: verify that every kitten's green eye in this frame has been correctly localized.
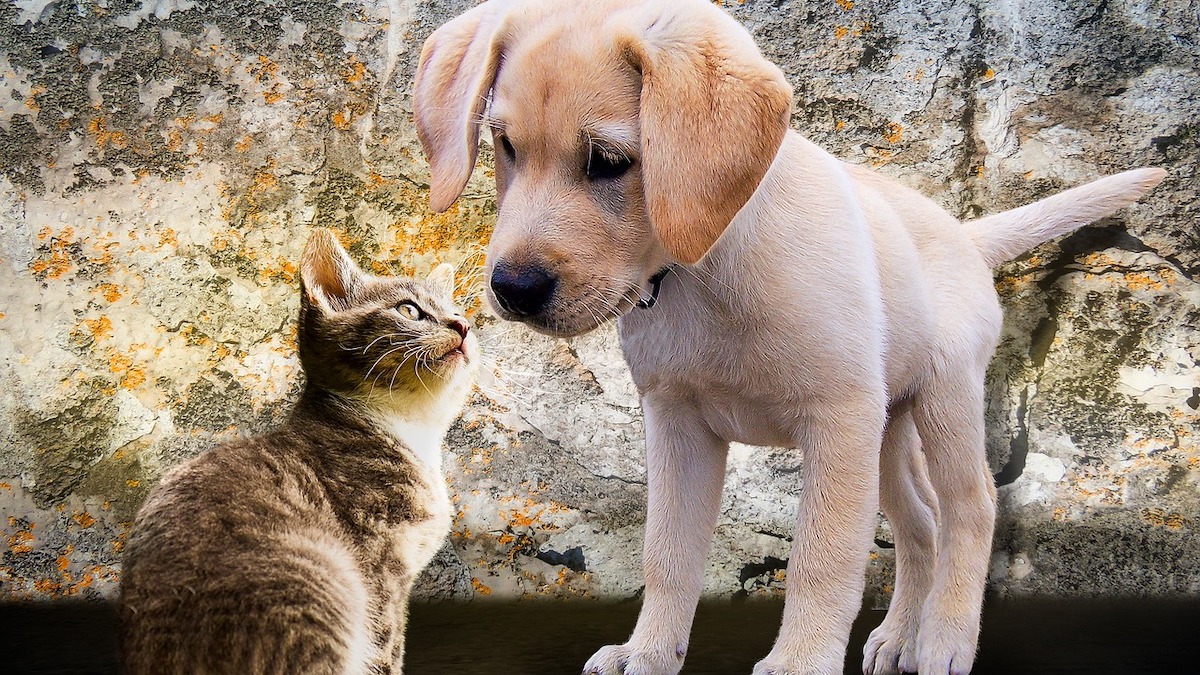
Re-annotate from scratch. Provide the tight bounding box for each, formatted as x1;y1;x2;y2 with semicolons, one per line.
396;302;423;320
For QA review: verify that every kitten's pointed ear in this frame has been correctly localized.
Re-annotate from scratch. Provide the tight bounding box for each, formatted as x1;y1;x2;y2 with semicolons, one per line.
301;229;364;312
426;262;456;299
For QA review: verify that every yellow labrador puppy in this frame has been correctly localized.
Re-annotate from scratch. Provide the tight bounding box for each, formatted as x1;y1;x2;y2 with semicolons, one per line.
413;1;1165;673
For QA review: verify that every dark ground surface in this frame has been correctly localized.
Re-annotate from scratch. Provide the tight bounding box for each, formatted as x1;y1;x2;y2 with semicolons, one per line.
1;596;1197;674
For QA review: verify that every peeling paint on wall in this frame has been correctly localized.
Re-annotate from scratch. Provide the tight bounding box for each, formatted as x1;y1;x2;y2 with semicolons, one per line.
2;0;1198;605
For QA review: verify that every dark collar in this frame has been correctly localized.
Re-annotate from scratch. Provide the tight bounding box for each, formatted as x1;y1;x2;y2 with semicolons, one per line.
636;266;675;309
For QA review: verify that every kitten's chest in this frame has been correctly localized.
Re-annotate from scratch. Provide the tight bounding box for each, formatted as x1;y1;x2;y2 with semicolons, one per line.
388;472;451;572
358;458;452;578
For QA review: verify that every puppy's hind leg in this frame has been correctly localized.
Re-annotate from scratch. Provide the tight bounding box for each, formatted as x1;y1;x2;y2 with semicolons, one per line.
912;368;997;675
863;405;939;675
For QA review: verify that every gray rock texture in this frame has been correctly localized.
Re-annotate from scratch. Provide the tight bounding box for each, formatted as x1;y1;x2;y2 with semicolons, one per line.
1;0;1196;606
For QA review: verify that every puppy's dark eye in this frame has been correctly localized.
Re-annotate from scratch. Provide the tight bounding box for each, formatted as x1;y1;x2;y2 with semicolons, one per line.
396;302;423;320
586;146;633;181
498;134;516;162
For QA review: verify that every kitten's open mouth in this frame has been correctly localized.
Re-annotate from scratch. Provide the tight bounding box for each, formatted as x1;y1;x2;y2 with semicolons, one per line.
437;343;469;365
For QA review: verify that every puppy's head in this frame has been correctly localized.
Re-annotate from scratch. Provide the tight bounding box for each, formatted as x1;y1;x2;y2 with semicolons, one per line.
414;0;792;337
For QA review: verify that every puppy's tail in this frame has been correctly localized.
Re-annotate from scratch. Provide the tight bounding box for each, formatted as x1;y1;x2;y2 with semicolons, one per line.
965;168;1167;268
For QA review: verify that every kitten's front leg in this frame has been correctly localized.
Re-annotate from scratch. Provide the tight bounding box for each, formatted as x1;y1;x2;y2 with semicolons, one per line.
583;397;729;675
386;585;413;674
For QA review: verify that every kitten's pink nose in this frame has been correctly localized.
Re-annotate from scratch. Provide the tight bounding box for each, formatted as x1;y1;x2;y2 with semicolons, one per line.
447;318;470;339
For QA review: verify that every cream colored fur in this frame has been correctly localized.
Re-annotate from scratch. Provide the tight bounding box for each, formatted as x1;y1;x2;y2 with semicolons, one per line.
412;1;1167;674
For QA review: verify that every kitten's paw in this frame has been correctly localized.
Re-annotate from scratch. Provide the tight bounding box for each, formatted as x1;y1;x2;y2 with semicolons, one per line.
862;614;919;674
916;618;979;675
752;651;842;675
582;642;685;675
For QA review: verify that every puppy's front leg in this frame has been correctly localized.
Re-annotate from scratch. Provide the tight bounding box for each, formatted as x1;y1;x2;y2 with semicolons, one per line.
755;404;885;675
584;398;729;675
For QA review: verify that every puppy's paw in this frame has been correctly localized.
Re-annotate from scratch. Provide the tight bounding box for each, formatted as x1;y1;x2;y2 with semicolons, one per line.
862;614;919;674
916;619;979;675
752;651;841;675
582;642;685;675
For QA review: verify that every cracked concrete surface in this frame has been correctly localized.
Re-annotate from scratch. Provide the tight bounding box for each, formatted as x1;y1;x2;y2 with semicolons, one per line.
2;0;1198;605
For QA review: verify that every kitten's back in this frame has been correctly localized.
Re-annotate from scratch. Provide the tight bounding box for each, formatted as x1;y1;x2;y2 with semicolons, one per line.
119;433;375;675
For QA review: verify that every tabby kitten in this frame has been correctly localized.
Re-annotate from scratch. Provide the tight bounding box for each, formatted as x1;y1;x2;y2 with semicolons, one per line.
119;229;478;675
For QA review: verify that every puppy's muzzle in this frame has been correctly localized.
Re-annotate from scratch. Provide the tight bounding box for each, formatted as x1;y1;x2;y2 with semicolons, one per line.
490;261;557;318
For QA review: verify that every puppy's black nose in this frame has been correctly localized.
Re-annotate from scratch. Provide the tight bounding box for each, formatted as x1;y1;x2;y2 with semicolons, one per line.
490;262;556;317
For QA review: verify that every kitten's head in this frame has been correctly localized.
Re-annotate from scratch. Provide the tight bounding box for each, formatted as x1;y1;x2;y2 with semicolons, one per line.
298;229;478;414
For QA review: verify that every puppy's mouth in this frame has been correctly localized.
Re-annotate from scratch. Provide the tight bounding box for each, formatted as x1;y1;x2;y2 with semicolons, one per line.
487;283;645;338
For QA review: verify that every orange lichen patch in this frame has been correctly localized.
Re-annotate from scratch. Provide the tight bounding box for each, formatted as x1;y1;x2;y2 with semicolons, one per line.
332;108;354;130
259;258;298;285
366;171;388;189
122;365;147;389
263;90;285;104
109;350;133;374
1080;251;1119;268
95;283;123;302
833;25;849;39
250;55;280;84
0;482;11;491
498;497;568;531
981;67;996;81
87;117;129;150
883;122;903;144
165;128;185;153
107;349;146;389
159;228;179;248
1142;508;1187;529
1123;271;1165;291
82;237;119;273
235;135;253;153
1052;507;1068;521
248;164;280;205
71;511;96;529
30;226;76;280
84;316;114;341
344;57;367;86
835;0;854;9
993;272;1037;295
471;578;493;596
864;146;893;167
0;312;5;320
25;84;46;111
8;529;35;554
34;579;62;594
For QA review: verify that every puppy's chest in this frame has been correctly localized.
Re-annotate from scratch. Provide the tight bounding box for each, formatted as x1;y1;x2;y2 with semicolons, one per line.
621;304;765;391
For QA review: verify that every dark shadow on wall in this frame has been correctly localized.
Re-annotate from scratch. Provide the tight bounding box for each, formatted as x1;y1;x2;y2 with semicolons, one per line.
2;597;1198;674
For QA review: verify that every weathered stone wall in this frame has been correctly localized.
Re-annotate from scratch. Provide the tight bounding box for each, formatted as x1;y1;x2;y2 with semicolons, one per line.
1;0;1196;605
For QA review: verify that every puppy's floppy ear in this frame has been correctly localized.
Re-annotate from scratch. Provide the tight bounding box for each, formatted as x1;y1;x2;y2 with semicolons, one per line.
616;0;793;264
413;0;517;213
301;228;365;313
